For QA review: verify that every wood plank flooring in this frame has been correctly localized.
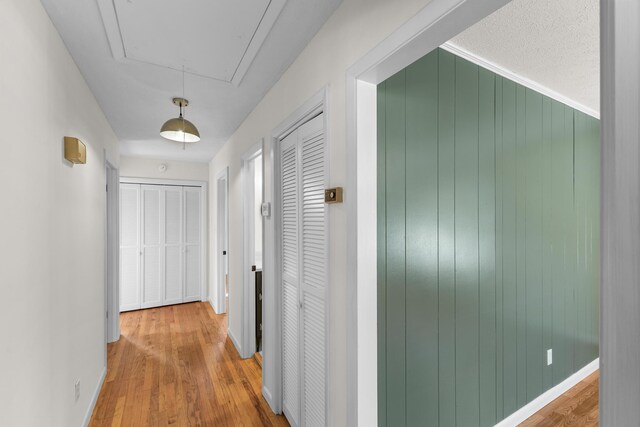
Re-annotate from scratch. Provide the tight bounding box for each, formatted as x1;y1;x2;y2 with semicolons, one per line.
520;371;599;426
89;302;289;427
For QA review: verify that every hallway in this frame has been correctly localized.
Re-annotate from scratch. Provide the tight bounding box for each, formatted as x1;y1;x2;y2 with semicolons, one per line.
89;303;289;427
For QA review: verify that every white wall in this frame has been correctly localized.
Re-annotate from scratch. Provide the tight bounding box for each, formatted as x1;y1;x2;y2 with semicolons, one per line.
208;0;434;424
120;156;209;181
0;1;119;426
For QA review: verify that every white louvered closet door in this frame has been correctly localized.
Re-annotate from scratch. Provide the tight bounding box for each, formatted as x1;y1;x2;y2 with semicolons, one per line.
141;185;163;308
183;187;202;302
120;184;141;311
281;113;327;427
298;114;327;427
163;186;183;305
281;129;301;426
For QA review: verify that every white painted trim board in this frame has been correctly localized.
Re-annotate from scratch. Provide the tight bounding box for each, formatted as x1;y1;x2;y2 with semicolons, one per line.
228;328;243;357
495;359;599;426
440;41;600;119
241;140;264;359
214;167;230;315
82;367;107;427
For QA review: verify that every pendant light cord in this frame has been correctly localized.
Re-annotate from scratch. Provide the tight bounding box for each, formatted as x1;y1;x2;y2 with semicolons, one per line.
182;65;186;150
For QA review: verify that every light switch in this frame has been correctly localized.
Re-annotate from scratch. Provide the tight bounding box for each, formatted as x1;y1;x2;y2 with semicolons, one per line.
261;202;271;218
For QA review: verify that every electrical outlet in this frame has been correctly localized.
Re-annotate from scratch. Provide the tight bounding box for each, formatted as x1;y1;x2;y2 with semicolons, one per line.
74;379;81;402
547;349;553;366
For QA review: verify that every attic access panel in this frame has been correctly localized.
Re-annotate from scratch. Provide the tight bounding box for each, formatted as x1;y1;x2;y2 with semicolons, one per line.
98;0;286;85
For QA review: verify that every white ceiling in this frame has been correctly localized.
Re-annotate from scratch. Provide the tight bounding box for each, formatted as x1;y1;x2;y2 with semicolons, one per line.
449;0;599;114
40;0;343;162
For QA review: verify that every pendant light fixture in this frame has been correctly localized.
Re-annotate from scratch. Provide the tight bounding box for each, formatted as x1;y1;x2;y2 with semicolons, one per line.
160;67;200;149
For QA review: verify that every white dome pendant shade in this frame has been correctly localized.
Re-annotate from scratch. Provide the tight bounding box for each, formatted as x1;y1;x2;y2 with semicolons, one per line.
160;97;200;144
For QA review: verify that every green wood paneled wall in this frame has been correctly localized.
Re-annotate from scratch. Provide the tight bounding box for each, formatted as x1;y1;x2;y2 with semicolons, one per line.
377;48;600;427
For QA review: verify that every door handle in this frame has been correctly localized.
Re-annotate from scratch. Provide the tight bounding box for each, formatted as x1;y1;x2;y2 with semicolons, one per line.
223;250;227;255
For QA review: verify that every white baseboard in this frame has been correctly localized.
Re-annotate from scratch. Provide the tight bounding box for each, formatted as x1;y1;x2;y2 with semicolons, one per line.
262;385;278;414
208;297;226;315
82;366;106;427
494;358;599;427
228;328;243;357
207;298;216;313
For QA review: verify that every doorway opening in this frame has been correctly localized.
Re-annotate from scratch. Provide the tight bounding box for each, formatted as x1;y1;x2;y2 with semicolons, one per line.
216;168;230;314
346;0;601;425
242;142;264;361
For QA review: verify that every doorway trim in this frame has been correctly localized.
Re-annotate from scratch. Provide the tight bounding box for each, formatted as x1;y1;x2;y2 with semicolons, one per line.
262;87;328;415
105;159;120;345
345;1;520;425
241;140;264;359
214;167;229;314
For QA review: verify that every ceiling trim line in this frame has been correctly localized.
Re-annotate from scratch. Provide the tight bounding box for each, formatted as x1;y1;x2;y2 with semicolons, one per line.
97;0;125;60
441;41;600;119
230;0;287;87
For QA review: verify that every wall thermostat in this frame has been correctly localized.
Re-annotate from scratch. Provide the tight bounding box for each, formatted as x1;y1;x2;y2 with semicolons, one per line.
261;202;271;218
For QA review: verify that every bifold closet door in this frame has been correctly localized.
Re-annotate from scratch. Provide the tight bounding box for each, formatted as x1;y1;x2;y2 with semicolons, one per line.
184;187;202;302
120;184;141;311
120;183;203;311
281;113;327;427
163;186;183;305
141;185;162;308
281;129;301;425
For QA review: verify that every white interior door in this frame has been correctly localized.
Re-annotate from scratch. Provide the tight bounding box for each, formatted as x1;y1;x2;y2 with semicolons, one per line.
183;187;202;302
120;183;141;312
298;114;327;427
141;185;162;308
120;182;204;311
163;186;183;305
281;129;301;425
280;113;327;427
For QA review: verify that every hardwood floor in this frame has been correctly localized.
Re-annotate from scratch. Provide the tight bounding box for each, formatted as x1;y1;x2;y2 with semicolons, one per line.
89;302;289;427
520;371;599;426
91;300;597;426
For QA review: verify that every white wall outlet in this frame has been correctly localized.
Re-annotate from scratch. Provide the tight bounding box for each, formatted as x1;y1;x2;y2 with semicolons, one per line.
74;379;81;402
547;349;553;366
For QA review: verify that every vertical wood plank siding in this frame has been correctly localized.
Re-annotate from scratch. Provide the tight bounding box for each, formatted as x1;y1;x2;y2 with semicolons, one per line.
377;48;600;427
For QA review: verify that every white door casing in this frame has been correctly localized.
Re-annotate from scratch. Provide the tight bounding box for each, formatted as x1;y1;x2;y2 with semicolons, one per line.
280;113;328;427
216;168;230;314
106;161;121;343
242;142;264;358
